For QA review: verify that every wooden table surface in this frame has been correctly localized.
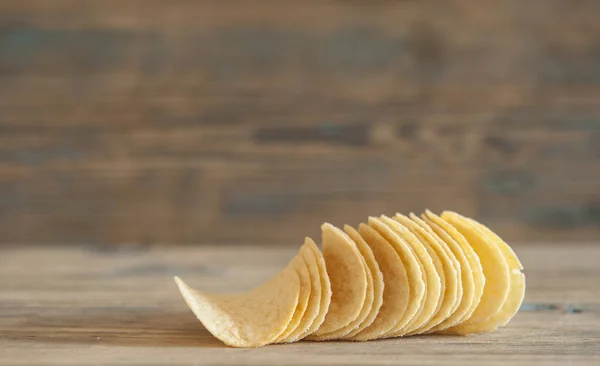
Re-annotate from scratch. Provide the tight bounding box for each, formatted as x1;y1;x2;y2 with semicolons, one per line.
1;243;599;365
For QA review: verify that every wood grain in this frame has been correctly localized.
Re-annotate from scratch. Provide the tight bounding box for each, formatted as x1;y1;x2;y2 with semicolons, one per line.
0;0;599;245
0;243;599;365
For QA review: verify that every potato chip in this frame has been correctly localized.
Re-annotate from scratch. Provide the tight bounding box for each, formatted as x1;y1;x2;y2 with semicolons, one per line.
174;263;300;347
308;223;368;339
409;213;463;329
316;228;376;340
348;223;409;341
274;246;312;342
394;213;460;335
423;210;484;332
440;211;510;332
380;216;441;336
299;238;332;338
367;217;426;338
279;238;322;342
340;225;384;339
445;214;525;334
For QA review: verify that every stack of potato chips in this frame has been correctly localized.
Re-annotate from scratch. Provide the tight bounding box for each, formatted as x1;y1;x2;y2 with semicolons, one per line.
175;211;525;348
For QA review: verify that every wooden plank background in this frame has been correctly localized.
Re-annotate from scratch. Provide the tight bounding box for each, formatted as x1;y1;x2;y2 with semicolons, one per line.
0;0;599;246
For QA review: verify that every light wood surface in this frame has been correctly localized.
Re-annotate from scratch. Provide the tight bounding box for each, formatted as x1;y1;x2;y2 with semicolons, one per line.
1;0;600;245
1;243;599;365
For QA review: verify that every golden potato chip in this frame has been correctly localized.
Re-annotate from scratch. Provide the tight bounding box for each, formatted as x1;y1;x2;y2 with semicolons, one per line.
299;238;332;338
380;216;441;336
446;215;525;334
395;213;460;335
339;225;384;339
279;238;322;342
409;213;462;330
349;223;409;341
423;210;484;332
367;217;426;338
174;264;300;347
440;211;510;332
308;224;368;339
316;260;372;340
389;214;447;335
274;247;312;342
316;229;375;340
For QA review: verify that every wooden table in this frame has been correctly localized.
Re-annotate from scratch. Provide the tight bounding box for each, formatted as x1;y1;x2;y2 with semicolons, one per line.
1;243;599;365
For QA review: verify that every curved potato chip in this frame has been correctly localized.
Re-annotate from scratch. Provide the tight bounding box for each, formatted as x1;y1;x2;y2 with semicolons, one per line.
409;213;462;330
174;264;300;347
440;211;510;332
395;213;459;335
300;238;332;338
367;217;425;338
380;216;440;336
423;210;484;332
308;223;367;339
340;225;384;339
274;246;312;342
446;214;525;334
317;231;375;340
349;223;409;341
280;238;321;342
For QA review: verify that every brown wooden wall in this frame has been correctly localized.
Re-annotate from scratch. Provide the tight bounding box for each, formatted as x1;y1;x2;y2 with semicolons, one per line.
0;0;599;246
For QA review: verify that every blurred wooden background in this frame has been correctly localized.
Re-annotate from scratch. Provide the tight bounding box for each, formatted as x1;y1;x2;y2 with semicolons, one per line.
0;0;598;246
